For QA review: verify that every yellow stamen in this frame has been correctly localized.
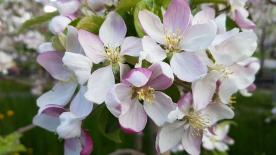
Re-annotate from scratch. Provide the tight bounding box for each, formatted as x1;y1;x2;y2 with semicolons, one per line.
105;46;121;64
208;64;233;78
164;33;181;53
136;87;155;103
186;111;209;136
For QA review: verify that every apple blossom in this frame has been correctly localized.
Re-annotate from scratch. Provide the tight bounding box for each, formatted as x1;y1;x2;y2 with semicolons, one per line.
138;0;217;82
158;92;234;155
78;11;142;104
105;62;175;132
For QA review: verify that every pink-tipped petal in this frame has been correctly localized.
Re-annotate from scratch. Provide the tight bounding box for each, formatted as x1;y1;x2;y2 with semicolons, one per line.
234;10;256;30
119;100;147;133
124;68;152;87
147;62;174;90
177;92;193;113
37;51;71;81
80;130;93;155
170;52;207;82
142;36;166;63
120;37;142;57
33;105;65;132
85;65;115;104
144;91;176;126
164;0;191;34
99;11;127;47
181;21;217;52
78;30;106;64
138;10;165;44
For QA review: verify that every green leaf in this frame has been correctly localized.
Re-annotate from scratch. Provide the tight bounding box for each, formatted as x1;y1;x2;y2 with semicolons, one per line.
0;132;26;155
164;84;180;102
52;34;66;52
17;11;58;34
94;105;122;143
116;0;142;13
226;16;238;31
76;16;104;34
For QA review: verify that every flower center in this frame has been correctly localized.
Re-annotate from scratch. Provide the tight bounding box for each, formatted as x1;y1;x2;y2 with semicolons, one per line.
136;87;155;103
208;64;233;78
186;111;209;135
104;46;121;64
164;33;181;53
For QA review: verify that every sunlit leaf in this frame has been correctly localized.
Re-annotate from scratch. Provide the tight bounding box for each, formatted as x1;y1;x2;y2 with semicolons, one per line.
76;16;104;34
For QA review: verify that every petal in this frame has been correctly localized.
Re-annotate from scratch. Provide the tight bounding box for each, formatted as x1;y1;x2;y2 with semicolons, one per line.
66;26;82;53
37;42;55;53
211;28;240;46
215;14;227;34
33;105;65;132
119;100;147;133
181;127;202;155
212;31;257;66
170;52;207;82
124;68;152;87
181;21;217;51
37;51;71;81
138;10;165;44
62;52;92;85
70;86;93;118
57;112;82;139
177;92;193;113
55;0;80;16
200;103;234;126
192;71;220;111
164;0;191;34
120;37;142;57
64;138;82;155
218;78;239;104
99;11;126;47
144;91;176;126
119;63;130;81
78;30;106;64
87;0;112;11
80;130;94;155
158;121;185;153
37;82;78;107
234;10;256;30
85;66;115;104
142;36;166;63
147;62;174;90
105;83;133;117
192;7;215;25
49;16;71;35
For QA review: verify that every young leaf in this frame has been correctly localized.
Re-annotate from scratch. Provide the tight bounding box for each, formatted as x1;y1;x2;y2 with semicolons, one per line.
76;16;104;34
17;11;58;34
116;0;142;13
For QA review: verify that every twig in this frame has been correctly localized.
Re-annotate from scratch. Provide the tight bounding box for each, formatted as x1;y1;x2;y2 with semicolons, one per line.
17;124;36;133
109;149;145;155
268;0;276;5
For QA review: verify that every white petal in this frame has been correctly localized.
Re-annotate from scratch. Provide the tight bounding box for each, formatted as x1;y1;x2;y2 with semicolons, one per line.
99;11;126;47
142;36;166;63
66;26;82;53
37;82;77;107
138;10;165;44
181;21;217;51
192;7;215;25
144;91;176;126
62;52;92;85
56;112;82;139
124;68;152;87
49;16;71;35
181;127;202;155
158;121;185;153
85;66;115;104
120;37;142;57
192;71;220;111
70;86;93;118
37;42;55;54
170;52;207;82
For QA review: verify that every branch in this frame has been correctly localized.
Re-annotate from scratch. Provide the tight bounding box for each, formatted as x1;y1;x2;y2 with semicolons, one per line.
17;124;36;133
268;0;276;5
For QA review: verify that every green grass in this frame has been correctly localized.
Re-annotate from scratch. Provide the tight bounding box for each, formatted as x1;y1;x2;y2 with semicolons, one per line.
0;80;275;155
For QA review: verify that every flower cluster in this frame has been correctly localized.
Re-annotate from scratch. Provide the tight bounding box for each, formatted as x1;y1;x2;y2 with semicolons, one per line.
33;0;260;154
